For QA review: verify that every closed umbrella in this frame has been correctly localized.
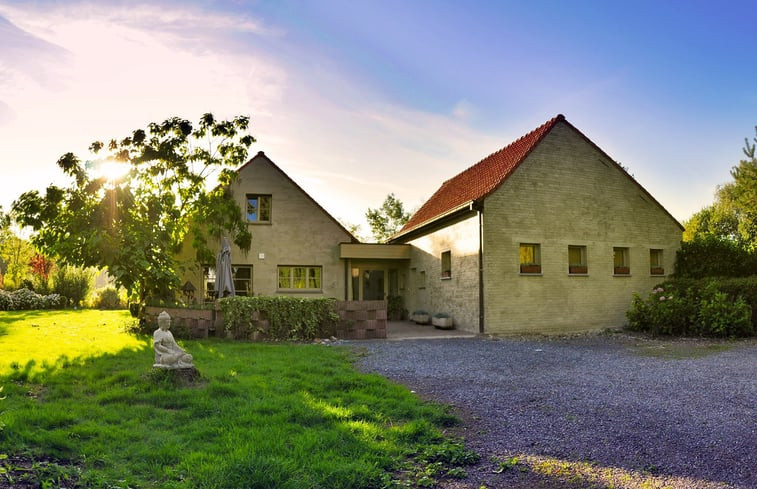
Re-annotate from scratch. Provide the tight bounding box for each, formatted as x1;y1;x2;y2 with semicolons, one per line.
215;237;235;298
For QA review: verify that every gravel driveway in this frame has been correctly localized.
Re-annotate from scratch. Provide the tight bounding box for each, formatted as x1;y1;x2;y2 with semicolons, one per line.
353;334;756;489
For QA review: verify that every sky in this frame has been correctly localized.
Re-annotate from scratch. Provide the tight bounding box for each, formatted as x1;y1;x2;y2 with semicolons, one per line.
1;0;756;240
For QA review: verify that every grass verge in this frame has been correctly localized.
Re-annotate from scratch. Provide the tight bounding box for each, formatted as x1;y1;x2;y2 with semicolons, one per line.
0;310;476;488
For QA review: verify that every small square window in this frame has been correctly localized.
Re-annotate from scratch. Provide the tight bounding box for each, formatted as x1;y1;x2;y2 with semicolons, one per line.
520;243;541;274
650;249;664;275
613;247;630;275
246;194;271;223
568;245;587;274
441;251;451;279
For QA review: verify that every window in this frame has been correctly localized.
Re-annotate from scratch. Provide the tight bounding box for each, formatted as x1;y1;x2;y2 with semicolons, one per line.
613;247;630;275
568;245;587;274
278;266;322;290
441;251;451;279
519;243;541;274
246;194;271;223
650;249;664;275
419;270;426;289
202;265;252;300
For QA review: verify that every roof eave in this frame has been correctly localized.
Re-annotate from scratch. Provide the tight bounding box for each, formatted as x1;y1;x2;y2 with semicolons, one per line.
389;201;477;243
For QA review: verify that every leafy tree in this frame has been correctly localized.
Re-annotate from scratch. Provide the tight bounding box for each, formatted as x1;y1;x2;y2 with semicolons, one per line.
685;125;757;248
365;193;411;243
0;234;34;289
13;113;255;302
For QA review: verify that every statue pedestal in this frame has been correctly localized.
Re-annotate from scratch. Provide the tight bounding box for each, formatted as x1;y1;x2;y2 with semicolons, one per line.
151;366;201;386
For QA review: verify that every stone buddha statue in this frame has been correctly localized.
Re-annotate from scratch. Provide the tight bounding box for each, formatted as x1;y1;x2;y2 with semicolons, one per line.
153;311;194;369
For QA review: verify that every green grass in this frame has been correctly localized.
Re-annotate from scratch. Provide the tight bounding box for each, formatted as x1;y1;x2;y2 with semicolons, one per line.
0;310;474;488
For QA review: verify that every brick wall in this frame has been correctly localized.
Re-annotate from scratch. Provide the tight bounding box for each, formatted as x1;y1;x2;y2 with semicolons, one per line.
482;121;682;334
334;300;387;339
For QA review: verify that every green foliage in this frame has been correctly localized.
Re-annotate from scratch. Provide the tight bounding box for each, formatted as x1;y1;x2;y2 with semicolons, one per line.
684;124;757;248
674;235;757;278
365;193;411;243
91;286;125;310
0;233;34;289
12;113;255;302
219;296;340;340
627;280;753;337
51;265;93;307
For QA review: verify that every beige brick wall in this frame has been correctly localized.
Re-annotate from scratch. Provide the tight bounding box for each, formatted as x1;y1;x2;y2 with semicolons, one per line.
404;214;481;333
180;154;352;300
482;121;682;334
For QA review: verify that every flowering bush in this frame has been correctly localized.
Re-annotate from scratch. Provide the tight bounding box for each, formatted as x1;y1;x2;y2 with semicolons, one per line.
0;290;14;311
10;288;45;310
627;281;753;337
0;289;66;310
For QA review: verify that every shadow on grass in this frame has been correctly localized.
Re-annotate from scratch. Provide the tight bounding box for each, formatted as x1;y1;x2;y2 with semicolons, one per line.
0;340;476;489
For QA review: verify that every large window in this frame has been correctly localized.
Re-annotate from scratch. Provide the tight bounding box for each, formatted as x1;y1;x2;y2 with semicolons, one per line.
650;249;664;275
613;247;630;275
202;265;252;300
278;266;322;290
568;245;587;274
246;194;271;223
441;251;452;279
520;243;541;274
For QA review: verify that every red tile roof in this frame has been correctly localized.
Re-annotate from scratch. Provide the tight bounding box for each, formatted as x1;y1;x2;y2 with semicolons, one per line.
398;114;565;236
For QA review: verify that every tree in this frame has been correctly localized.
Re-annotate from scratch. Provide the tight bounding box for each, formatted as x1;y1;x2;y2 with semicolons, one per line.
365;193;411;243
685;125;757;249
13;113;255;302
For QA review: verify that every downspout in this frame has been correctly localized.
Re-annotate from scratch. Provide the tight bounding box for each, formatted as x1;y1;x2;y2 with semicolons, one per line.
478;206;485;334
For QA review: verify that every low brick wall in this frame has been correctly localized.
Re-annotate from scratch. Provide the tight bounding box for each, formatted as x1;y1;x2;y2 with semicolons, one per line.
334;300;387;339
144;306;213;339
147;300;387;340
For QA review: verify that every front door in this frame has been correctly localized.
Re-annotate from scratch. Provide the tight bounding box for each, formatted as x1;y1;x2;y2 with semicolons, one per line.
362;270;385;300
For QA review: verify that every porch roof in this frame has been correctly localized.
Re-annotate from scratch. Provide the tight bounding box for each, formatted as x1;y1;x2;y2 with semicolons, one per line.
339;243;411;260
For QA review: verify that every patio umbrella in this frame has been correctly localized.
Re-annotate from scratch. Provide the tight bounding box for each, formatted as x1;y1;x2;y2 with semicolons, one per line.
215;237;235;298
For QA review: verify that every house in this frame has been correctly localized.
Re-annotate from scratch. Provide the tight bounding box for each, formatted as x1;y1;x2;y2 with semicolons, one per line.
182;114;683;336
387;114;683;334
180;151;358;301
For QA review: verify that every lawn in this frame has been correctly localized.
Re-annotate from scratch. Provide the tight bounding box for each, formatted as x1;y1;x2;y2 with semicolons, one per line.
0;310;475;488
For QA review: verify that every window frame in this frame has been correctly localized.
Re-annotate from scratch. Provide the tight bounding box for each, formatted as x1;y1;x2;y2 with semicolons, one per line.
519;243;542;274
650;249;665;276
568;245;588;275
441;250;452;279
277;265;323;292
202;264;252;301
613;247;630;275
245;194;272;223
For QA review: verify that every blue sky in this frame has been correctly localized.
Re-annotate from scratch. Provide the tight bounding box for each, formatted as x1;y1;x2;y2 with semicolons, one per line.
1;0;755;238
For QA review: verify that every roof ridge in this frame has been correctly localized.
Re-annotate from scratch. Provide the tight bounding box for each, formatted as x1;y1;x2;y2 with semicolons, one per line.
394;114;564;237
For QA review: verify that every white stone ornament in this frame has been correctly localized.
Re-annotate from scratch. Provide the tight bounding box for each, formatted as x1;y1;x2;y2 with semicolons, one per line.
153;311;194;369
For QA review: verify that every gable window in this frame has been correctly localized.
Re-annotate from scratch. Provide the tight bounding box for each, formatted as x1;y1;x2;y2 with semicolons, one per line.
650;249;664;275
278;266;322;290
441;251;451;279
568;245;587;274
520;243;541;274
246;194;271;223
613;247;630;275
202;265;252;301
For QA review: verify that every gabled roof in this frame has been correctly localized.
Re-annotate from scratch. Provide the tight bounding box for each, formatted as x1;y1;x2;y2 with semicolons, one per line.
397;114;564;236
393;114;683;240
236;151;360;243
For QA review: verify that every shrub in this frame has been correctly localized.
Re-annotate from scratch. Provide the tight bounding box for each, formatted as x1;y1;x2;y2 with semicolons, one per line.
0;290;14;311
92;287;124;310
627;280;754;337
675;236;757;278
10;288;44;310
219;296;339;340
52;266;93;307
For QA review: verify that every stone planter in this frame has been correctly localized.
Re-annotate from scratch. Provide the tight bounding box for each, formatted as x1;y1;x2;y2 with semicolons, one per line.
432;316;454;329
413;313;430;325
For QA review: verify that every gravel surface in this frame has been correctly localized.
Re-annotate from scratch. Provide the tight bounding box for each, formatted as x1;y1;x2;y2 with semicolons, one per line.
353;334;757;489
